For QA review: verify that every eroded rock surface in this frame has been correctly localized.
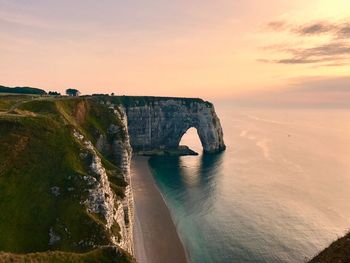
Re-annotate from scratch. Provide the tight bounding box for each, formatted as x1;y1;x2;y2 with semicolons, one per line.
124;98;226;153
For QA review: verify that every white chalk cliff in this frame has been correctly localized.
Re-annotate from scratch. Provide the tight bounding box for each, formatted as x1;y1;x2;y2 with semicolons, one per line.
124;97;226;153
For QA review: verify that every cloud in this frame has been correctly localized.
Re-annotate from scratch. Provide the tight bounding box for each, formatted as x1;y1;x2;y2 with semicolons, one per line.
337;24;350;38
302;42;350;56
266;20;287;31
294;21;350;39
294;21;334;35
260;42;350;65
260;19;350;65
266;19;350;38
275;58;322;64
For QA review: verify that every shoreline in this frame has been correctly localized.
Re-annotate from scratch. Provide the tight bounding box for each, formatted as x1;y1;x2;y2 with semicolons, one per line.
131;155;188;263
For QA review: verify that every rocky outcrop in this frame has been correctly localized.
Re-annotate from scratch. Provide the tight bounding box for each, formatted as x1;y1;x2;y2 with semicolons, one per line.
124;97;226;153
73;130;119;238
72;105;134;255
111;106;134;254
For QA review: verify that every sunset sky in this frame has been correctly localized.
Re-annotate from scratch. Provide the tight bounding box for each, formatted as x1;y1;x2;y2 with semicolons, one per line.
1;0;350;103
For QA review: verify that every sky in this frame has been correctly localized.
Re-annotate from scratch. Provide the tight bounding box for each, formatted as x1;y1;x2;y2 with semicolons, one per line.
1;0;350;104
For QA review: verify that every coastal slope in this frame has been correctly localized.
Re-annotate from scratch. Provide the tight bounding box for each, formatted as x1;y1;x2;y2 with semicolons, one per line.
0;95;134;262
309;232;350;263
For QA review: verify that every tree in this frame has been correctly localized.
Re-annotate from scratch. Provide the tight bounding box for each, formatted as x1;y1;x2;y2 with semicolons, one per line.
48;91;61;96
0;85;46;95
66;89;80;97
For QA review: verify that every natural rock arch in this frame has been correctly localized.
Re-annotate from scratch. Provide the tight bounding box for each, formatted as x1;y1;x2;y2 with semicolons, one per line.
123;97;226;153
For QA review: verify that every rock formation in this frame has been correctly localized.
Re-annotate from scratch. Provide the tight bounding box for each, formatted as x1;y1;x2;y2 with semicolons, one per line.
93;106;134;254
123;97;226;153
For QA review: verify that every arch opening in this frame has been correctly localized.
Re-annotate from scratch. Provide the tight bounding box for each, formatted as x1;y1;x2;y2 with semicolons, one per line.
179;127;203;154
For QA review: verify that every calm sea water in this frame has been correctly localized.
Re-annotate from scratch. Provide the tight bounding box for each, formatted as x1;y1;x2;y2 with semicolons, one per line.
148;105;350;263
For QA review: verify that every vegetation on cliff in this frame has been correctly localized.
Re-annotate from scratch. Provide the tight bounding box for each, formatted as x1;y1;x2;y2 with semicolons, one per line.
0;247;134;263
0;85;46;95
110;95;212;108
309;232;350;263
0;95;133;262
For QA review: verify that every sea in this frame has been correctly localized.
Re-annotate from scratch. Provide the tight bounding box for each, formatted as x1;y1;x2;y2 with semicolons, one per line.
148;104;350;263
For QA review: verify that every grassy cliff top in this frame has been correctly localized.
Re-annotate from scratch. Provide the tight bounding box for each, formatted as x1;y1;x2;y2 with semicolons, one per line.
107;95;212;107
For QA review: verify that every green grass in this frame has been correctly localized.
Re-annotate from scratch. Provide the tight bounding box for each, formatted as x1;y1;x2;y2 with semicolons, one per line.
0;95;31;111
110;95;211;107
0;115;109;253
0;246;135;263
18;100;58;115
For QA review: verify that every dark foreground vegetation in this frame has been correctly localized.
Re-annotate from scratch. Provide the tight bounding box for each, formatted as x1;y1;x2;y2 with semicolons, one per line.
0;247;134;263
309;232;350;263
0;85;46;95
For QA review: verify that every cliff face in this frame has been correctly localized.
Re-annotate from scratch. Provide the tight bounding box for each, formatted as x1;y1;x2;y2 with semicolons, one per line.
71;100;134;254
123;97;226;153
95;106;134;254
